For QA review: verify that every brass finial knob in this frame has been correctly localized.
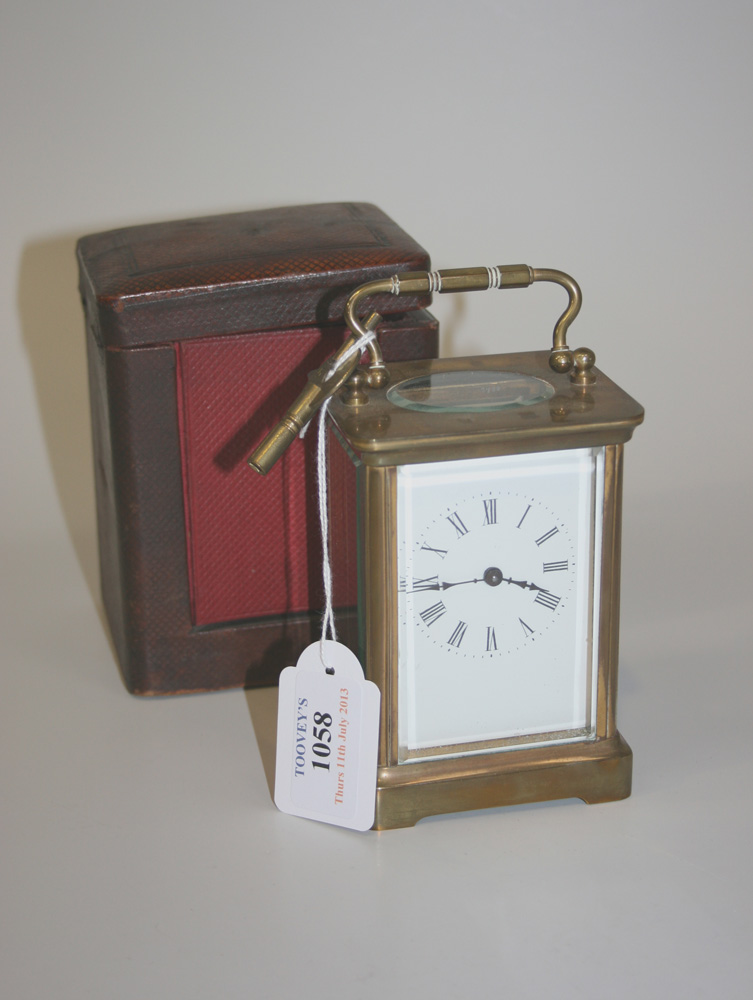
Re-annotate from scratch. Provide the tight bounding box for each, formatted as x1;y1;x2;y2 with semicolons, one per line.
570;346;596;385
342;369;369;406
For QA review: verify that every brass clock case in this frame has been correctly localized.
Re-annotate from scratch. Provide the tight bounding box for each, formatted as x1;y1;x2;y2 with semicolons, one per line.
328;352;642;830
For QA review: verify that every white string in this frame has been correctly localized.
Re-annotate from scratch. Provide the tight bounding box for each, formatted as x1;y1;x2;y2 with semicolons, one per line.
317;396;336;670
314;325;379;672
486;265;502;289
325;327;377;379
299;327;379;442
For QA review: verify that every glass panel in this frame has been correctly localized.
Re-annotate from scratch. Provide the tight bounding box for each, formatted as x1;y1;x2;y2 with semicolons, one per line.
396;448;604;762
387;369;554;413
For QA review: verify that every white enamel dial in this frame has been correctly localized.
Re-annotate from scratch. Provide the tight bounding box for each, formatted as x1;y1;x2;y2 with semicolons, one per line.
396;447;604;761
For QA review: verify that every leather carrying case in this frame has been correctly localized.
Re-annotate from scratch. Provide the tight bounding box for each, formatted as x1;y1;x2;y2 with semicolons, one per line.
77;203;438;694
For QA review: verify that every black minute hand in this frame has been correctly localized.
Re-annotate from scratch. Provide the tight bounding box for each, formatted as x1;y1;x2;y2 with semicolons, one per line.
408;578;480;592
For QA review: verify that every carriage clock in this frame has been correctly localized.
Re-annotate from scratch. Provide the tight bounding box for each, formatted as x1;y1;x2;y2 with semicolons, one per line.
249;264;643;829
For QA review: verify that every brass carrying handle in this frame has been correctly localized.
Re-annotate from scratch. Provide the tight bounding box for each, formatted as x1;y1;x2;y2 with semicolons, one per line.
345;265;582;375
248;265;586;476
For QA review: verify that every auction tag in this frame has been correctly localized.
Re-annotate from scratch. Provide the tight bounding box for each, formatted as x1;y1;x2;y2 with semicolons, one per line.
274;641;380;832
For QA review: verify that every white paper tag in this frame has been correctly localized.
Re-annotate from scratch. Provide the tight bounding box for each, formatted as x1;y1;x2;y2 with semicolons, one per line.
274;641;381;832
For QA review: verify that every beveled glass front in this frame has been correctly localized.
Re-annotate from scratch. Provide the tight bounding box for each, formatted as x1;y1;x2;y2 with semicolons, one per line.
396;448;604;762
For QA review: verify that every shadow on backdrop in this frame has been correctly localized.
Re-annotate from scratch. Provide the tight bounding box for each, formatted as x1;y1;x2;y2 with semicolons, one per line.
18;232;100;610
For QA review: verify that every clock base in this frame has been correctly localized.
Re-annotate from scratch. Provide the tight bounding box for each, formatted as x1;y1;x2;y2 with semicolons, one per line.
373;732;632;830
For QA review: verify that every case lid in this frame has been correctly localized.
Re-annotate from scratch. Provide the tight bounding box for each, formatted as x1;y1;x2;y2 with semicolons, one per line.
77;202;431;348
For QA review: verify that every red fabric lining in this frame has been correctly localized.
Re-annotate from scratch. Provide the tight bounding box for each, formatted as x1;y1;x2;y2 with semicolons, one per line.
177;328;345;626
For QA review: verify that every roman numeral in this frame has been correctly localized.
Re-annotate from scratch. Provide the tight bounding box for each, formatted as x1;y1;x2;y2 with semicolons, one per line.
535;526;559;546
486;627;497;651
517;504;532;528
534;591;561;611
519;618;534;638
482;499;497;525
448;621;468;647
410;575;439;591
420;601;446;626
446;512;469;538
543;560;568;573
420;542;448;558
